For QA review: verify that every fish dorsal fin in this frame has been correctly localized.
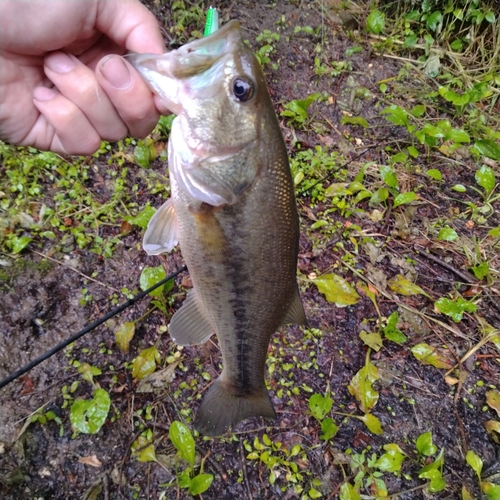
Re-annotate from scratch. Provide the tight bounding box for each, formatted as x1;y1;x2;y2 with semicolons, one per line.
281;285;308;326
143;198;178;255
169;291;214;346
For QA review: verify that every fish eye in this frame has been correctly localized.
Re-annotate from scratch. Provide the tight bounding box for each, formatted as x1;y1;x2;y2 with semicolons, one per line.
232;77;254;102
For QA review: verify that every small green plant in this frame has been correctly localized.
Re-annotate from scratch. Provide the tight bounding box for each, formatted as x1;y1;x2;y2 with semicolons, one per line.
69;363;111;436
254;29;280;69
132;422;213;496
416;434;446;493
281;93;321;129
308;392;338;441
245;434;322;498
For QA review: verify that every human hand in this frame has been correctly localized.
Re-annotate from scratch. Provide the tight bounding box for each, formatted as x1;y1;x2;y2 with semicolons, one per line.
0;0;165;155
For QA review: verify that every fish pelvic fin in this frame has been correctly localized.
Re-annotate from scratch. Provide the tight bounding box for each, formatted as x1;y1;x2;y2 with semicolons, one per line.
194;378;276;436
169;291;214;346
281;284;308;327
143;198;178;255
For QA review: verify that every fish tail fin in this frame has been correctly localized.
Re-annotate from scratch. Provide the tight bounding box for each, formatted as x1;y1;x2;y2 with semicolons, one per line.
194;377;276;436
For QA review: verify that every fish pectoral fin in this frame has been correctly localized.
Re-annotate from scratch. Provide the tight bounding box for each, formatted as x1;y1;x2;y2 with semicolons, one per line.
281;285;308;326
143;198;179;255
169;291;214;346
194;378;276;436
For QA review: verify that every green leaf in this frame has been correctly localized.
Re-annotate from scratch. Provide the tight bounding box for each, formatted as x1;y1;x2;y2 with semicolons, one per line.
475;165;496;196
426;169;442;181
416;431;437;456
472;261;490;280
140;266;167;298
379;165;398;189
359;331;383;351
403;34;418;47
132;346;160;380
426;11;443;31
70;388;111;434
388;275;430;297
369;187;389;206
348;359;380;413
483;482;500;500
447;128;470;143
189;474;214;496
309;393;333;421
393;192;417;208
339;482;361;500
320;417;338;441
419;447;445;474
488;228;500;237
383;311;407;344
408;146;419;158
11;236;32;254
375;444;406;473
452;184;467;192
381;105;408;127
313;274;360;307
411;343;453;369
437;226;458;241
410;104;426;117
486;390;500;418
466;450;483;478
134;137;157;168
309;487;323;499
125;205;156;229
359;413;384;435
340;116;369;128
475;140;500;161
366;9;385;34
170;421;195;467
422;123;446;138
419;468;446;492
435;296;477;322
115;322;135;354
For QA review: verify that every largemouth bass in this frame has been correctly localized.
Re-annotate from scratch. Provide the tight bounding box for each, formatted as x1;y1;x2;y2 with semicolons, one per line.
128;20;306;436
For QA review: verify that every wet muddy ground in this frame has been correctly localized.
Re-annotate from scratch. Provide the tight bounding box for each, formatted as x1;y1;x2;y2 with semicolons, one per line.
1;1;499;499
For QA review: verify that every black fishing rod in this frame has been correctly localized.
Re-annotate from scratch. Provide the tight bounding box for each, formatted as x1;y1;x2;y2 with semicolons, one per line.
0;265;187;390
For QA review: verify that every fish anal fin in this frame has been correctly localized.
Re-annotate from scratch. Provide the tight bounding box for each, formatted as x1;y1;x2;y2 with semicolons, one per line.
143;198;178;255
169;291;214;346
281;285;308;326
194;378;276;436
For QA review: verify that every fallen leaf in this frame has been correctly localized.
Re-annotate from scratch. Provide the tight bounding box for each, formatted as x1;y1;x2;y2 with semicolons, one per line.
359;331;383;351
78;455;102;468
348;358;380;413
388;275;430;297
485;420;500;444
411;343;454;369
115;322;135;354
486;390;500;418
313;273;360;307
136;361;179;392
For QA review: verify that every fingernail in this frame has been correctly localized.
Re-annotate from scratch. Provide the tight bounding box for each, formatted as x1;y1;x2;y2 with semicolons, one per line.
45;52;76;73
33;86;57;102
99;55;132;90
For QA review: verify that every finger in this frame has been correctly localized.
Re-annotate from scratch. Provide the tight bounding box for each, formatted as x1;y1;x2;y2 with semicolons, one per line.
96;0;165;54
28;86;102;155
96;54;160;139
44;51;127;141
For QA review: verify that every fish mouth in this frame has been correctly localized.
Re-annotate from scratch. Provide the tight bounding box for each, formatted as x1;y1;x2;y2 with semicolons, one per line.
126;21;243;114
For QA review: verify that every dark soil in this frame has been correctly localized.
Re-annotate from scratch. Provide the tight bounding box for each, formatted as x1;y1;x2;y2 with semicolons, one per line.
1;1;499;499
